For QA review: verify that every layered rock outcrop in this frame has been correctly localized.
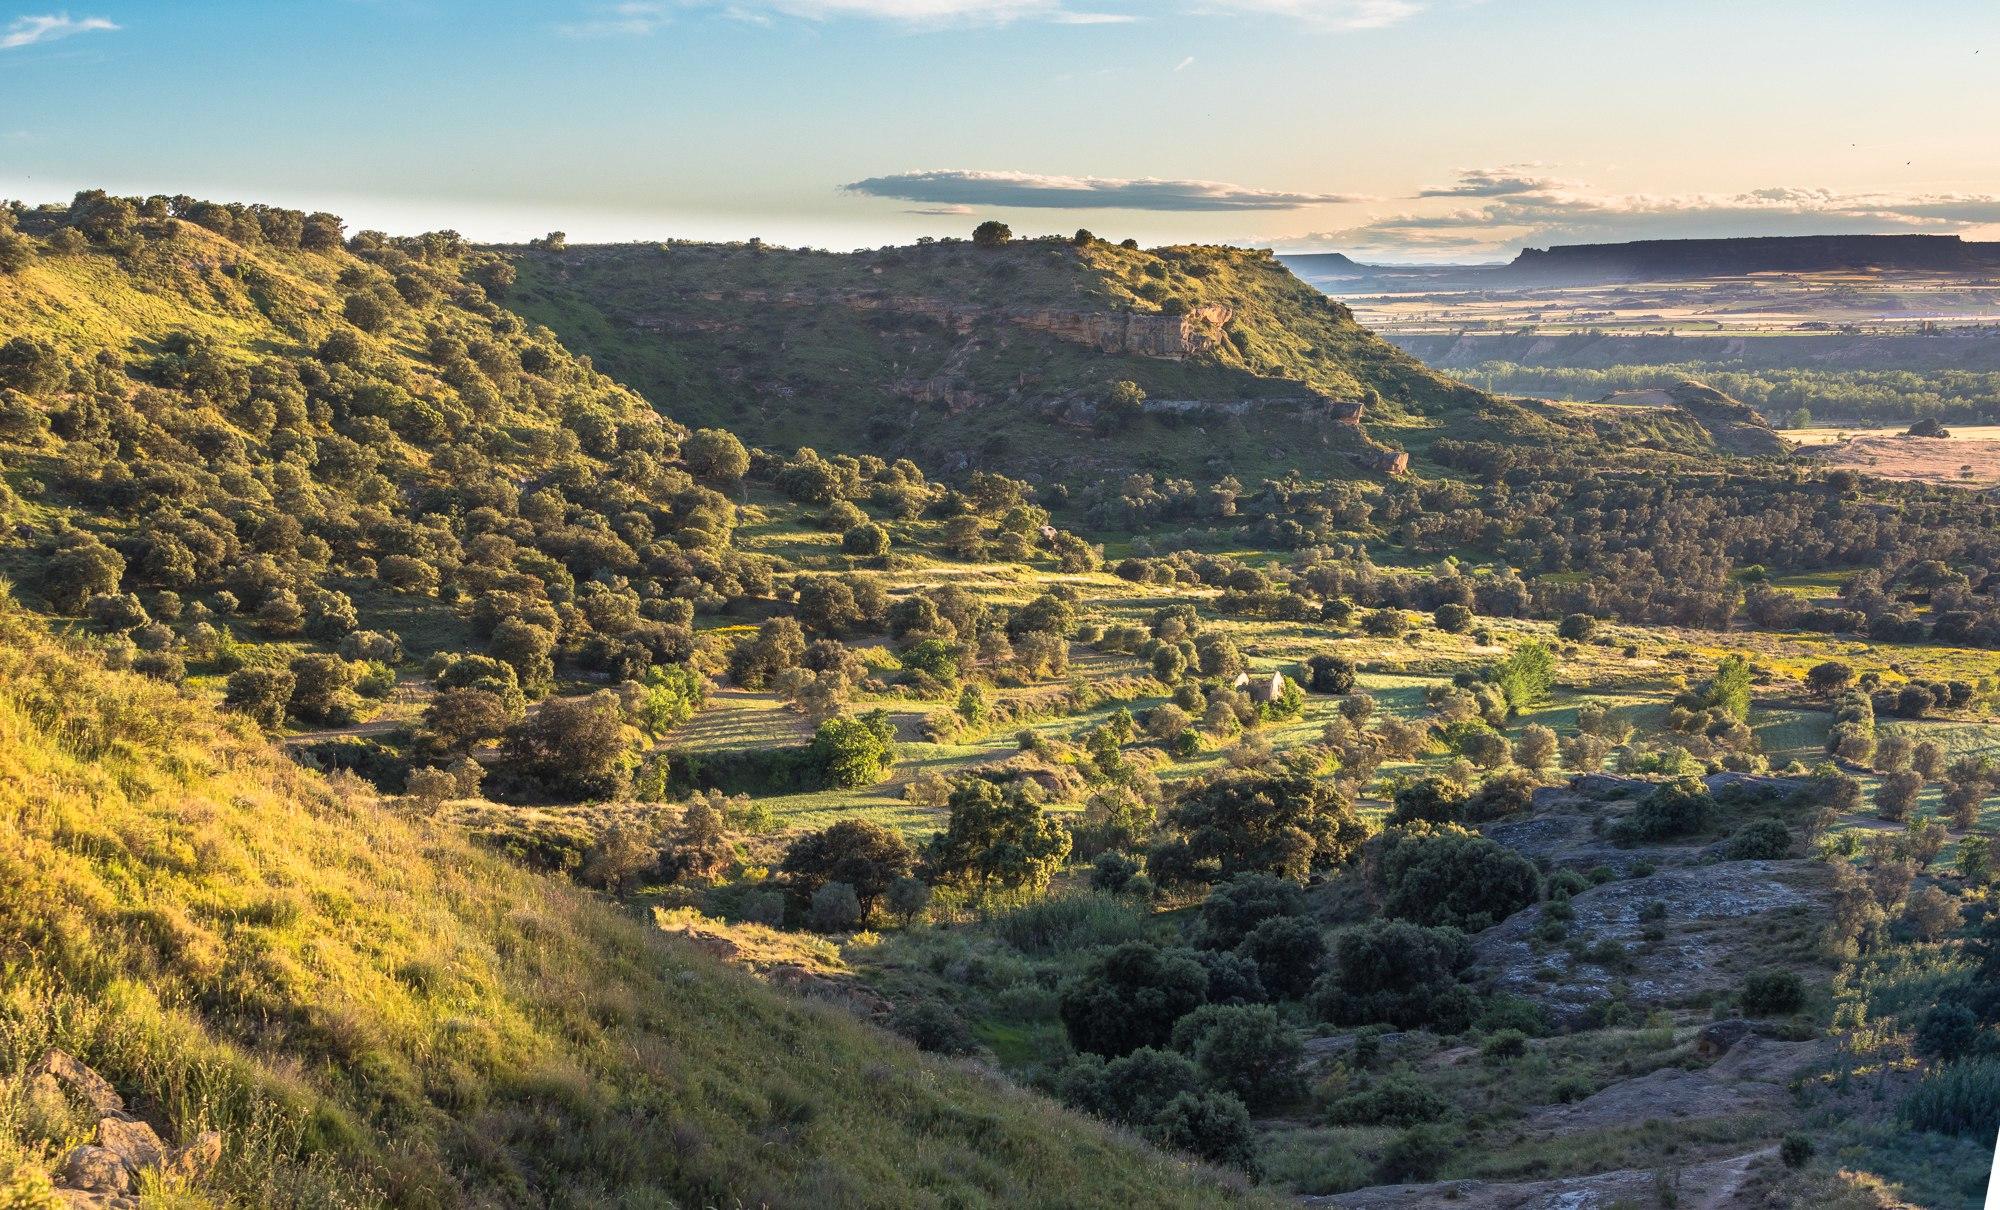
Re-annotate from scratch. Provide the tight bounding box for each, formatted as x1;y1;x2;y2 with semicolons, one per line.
632;289;1234;361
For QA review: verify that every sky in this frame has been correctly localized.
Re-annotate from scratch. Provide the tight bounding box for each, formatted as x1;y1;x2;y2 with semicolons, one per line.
2;1;1998;261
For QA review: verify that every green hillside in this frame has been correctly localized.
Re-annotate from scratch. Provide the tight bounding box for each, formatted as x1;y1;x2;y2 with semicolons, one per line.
0;194;1260;1207
0;591;1258;1208
501;233;1576;484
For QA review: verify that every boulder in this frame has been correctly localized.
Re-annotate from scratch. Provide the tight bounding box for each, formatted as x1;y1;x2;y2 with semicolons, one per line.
56;1146;130;1195
1695;1017;1754;1060
162;1130;224;1182
35;1049;125;1116
95;1116;166;1172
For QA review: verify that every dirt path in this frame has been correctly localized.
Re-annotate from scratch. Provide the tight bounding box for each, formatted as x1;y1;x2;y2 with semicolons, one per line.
1306;1146;1777;1209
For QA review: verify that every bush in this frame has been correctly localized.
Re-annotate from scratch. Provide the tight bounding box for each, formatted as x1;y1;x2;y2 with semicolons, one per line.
1482;1029;1529;1060
1740;969;1806;1016
1235;914;1325;1000
1326;1075;1451;1127
889;1000;976;1055
1310;920;1479;1033
809;711;896;788
992;893;1145;957
1373;825;1541;932
1057;942;1209;1056
1052;1046;1200;1126
1724;818;1792;860
1168;1004;1302;1111
805;881;863;932
1622;777;1716;841
1780;1132;1814;1169
1193;872;1308;950
1148;1090;1256;1169
1376;1125;1458;1183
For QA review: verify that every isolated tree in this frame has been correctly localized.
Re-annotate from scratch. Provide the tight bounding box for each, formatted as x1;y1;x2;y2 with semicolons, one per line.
1876;770;1924;822
503;690;636;799
1306;654;1357;695
926;777;1072;895
1557;613;1598;642
683;427;750;482
842;522;890;557
1433;603;1472;634
780;819;915;921
972;220;1013;248
1515;723;1559;773
808;711;896;788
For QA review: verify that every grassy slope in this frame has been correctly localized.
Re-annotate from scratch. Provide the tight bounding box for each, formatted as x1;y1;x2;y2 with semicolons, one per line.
501;237;1579;484
0;593;1260;1208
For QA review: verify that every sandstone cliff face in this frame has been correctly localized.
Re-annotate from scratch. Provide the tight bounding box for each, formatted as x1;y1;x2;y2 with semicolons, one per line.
630;289;1233;361
1009;303;1232;359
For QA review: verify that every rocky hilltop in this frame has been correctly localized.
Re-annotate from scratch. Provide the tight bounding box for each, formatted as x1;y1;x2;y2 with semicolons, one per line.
501;235;1523;484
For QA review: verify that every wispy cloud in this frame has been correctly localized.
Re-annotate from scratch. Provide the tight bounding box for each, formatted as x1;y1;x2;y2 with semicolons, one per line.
1173;54;1194;70
679;0;1112;25
1;12;118;50
1190;0;1425;30
845;168;1370;211
1280;169;2000;258
557;2;670;37
592;0;1436;28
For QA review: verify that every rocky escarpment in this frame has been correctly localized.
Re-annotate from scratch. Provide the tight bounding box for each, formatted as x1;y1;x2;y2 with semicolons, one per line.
633;289;1233;360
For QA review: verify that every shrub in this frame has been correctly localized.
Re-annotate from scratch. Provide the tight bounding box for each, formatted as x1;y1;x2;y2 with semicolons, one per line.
1235;915;1325;1000
889;1000;976;1055
1310;920;1479;1033
1724;818;1792;860
1375;1125;1458;1183
1373;825;1541;932
1193;872;1307;950
1622;777;1715;841
992;893;1145;957
1168;1004;1303;1111
1779;1133;1814;1169
805;881;863;932
1326;1075;1451;1127
1052;1046;1200;1126
1740;969;1806;1016
1057;942;1209;1056
1482;1028;1529;1060
809;711;896;788
1148;1091;1256;1169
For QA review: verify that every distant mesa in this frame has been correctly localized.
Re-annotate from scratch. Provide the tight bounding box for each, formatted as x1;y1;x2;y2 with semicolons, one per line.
1281;233;2000;290
1508;234;2000;282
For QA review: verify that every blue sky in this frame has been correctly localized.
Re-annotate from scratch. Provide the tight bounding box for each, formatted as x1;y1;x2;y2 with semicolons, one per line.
3;1;1997;260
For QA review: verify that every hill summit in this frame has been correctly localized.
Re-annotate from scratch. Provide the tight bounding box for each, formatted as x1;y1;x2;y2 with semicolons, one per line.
500;232;1524;483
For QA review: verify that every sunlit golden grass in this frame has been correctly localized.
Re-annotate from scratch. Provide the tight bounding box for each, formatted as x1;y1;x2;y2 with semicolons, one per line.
0;593;1266;1208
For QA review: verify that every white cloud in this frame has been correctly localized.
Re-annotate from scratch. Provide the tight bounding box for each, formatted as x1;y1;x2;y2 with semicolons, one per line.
1280;170;2000;259
1173;54;1194;70
1190;0;1424;30
844;168;1370;211
1;12;118;50
590;0;1438;28
557;2;671;37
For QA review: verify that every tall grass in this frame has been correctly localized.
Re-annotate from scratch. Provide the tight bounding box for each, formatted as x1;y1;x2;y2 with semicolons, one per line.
0;596;1264;1207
